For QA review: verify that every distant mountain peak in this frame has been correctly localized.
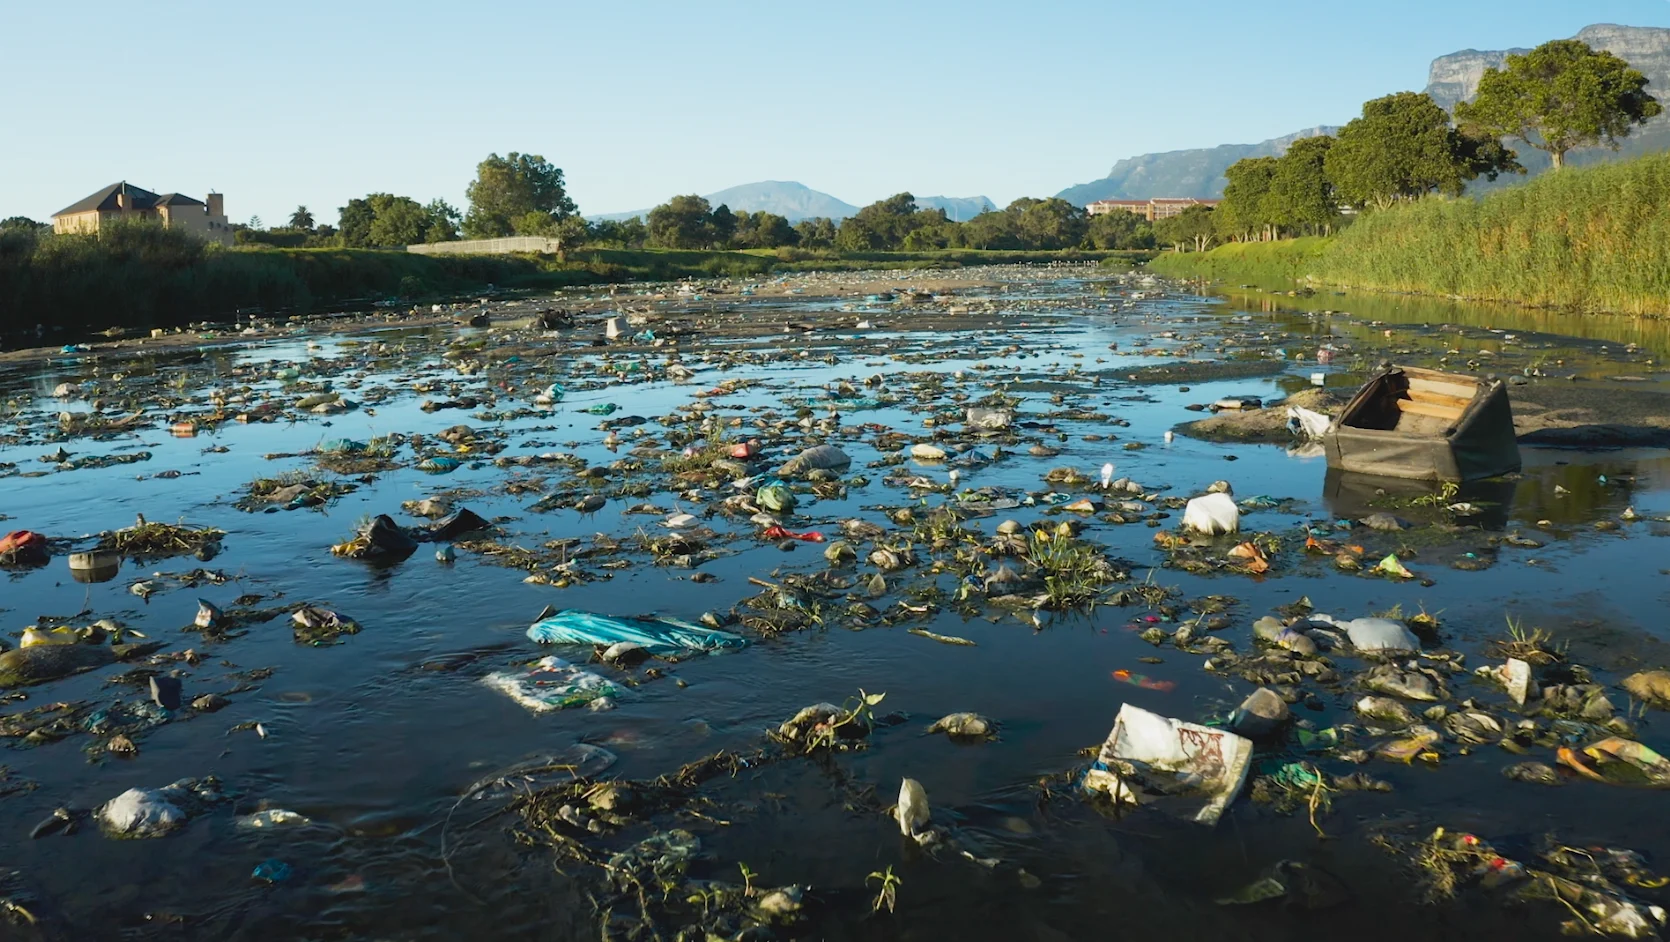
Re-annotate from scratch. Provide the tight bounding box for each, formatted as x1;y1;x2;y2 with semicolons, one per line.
1054;127;1337;205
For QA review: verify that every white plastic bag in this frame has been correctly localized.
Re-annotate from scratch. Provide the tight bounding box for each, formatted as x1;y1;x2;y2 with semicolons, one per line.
1287;406;1331;440
1343;617;1420;653
1183;492;1240;535
965;407;1013;430
1086;704;1253;825
99;787;187;839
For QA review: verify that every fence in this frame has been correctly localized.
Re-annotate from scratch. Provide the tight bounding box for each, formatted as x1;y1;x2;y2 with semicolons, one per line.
406;236;562;256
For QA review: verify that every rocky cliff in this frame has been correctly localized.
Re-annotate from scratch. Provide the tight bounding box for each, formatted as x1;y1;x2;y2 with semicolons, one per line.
1425;23;1670;109
1425;24;1670;181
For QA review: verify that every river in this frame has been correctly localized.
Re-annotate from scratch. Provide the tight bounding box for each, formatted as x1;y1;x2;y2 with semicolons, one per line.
1;267;1668;940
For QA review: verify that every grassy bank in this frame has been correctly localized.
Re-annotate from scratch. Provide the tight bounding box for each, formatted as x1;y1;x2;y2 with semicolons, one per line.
0;228;1148;338
1150;152;1670;315
1147;238;1333;287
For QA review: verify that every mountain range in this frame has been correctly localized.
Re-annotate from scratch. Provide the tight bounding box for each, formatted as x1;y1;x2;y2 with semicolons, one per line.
590;181;993;223
1055;23;1670;202
592;24;1670;222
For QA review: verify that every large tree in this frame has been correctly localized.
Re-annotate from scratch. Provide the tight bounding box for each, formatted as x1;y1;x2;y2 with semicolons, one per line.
424;199;461;242
709;204;738;248
366;195;428;247
1455;39;1663;171
1014;197;1088;249
1086;210;1155;250
646;195;715;249
338;198;377;247
463;152;578;238
793;217;837;248
1266;135;1337;235
1326;92;1521;210
1155;204;1215;253
288;205;315;230
1218;156;1279;241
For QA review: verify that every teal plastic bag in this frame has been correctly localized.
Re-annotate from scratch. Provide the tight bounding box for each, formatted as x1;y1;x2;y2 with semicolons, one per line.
527;611;748;655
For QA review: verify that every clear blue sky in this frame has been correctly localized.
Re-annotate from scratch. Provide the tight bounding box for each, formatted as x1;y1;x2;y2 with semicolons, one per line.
3;0;1666;226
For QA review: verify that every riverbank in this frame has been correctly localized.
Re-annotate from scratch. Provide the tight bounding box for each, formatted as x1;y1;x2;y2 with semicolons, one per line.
1149;151;1670;316
0;226;1147;343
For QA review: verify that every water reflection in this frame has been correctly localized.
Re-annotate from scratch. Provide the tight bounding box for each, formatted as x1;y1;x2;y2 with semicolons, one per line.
1323;469;1519;530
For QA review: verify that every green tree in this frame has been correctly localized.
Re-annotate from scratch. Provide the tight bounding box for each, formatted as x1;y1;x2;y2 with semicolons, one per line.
1218;157;1279;241
1326;92;1521;210
338;198;376;247
709;204;737;248
247;215;264;230
1086;210;1154;250
794;217;837;248
424;199;461;242
0;216;45;234
961;210;1020;249
1456;39;1663;171
1015;197;1088;249
366;195;428;247
590;217;648;248
739;212;795;248
835;215;884;251
288;205;315;230
1266;135;1337;235
647;195;714;249
1155;204;1216;252
464;152;578;238
843;193;922;249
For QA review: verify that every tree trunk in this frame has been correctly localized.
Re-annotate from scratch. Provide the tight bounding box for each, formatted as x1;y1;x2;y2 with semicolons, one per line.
1550;149;1566;171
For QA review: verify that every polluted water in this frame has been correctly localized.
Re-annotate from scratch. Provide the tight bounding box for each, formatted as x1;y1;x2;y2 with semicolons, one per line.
2;264;1670;939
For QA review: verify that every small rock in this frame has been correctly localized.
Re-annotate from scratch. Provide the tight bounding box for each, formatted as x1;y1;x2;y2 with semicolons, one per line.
1503;761;1563;786
1231;688;1290;738
190;693;230;713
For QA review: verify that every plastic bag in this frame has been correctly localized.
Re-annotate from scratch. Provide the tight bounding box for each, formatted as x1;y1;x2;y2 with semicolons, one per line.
482;656;618;713
778;444;851;477
1083;703;1253;825
1182;493;1240;535
965;407;1013;430
1343;617;1420;653
526;611;749;655
1286;406;1331;440
756;482;796;513
99;787;187;839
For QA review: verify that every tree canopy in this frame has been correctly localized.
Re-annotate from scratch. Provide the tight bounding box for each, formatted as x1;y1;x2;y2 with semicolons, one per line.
288;206;315;230
1155;204;1215;253
1217;157;1279;242
1265;135;1337;235
338;194;460;247
647;195;717;249
463;152;578;239
1326;92;1521;210
1455;39;1663;170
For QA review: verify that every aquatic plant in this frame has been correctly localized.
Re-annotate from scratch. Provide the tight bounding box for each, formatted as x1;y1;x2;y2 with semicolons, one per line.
867;865;902;914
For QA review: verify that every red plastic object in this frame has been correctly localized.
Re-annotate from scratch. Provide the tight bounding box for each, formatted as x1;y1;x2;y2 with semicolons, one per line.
760;525;825;543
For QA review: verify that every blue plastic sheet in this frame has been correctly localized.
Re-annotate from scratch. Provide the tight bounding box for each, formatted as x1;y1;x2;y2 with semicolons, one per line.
527;611;749;655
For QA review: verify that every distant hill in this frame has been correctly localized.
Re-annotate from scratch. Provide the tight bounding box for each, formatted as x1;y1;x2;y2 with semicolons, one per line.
590;181;859;223
916;195;996;220
1054;127;1338;205
1425;23;1670;184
